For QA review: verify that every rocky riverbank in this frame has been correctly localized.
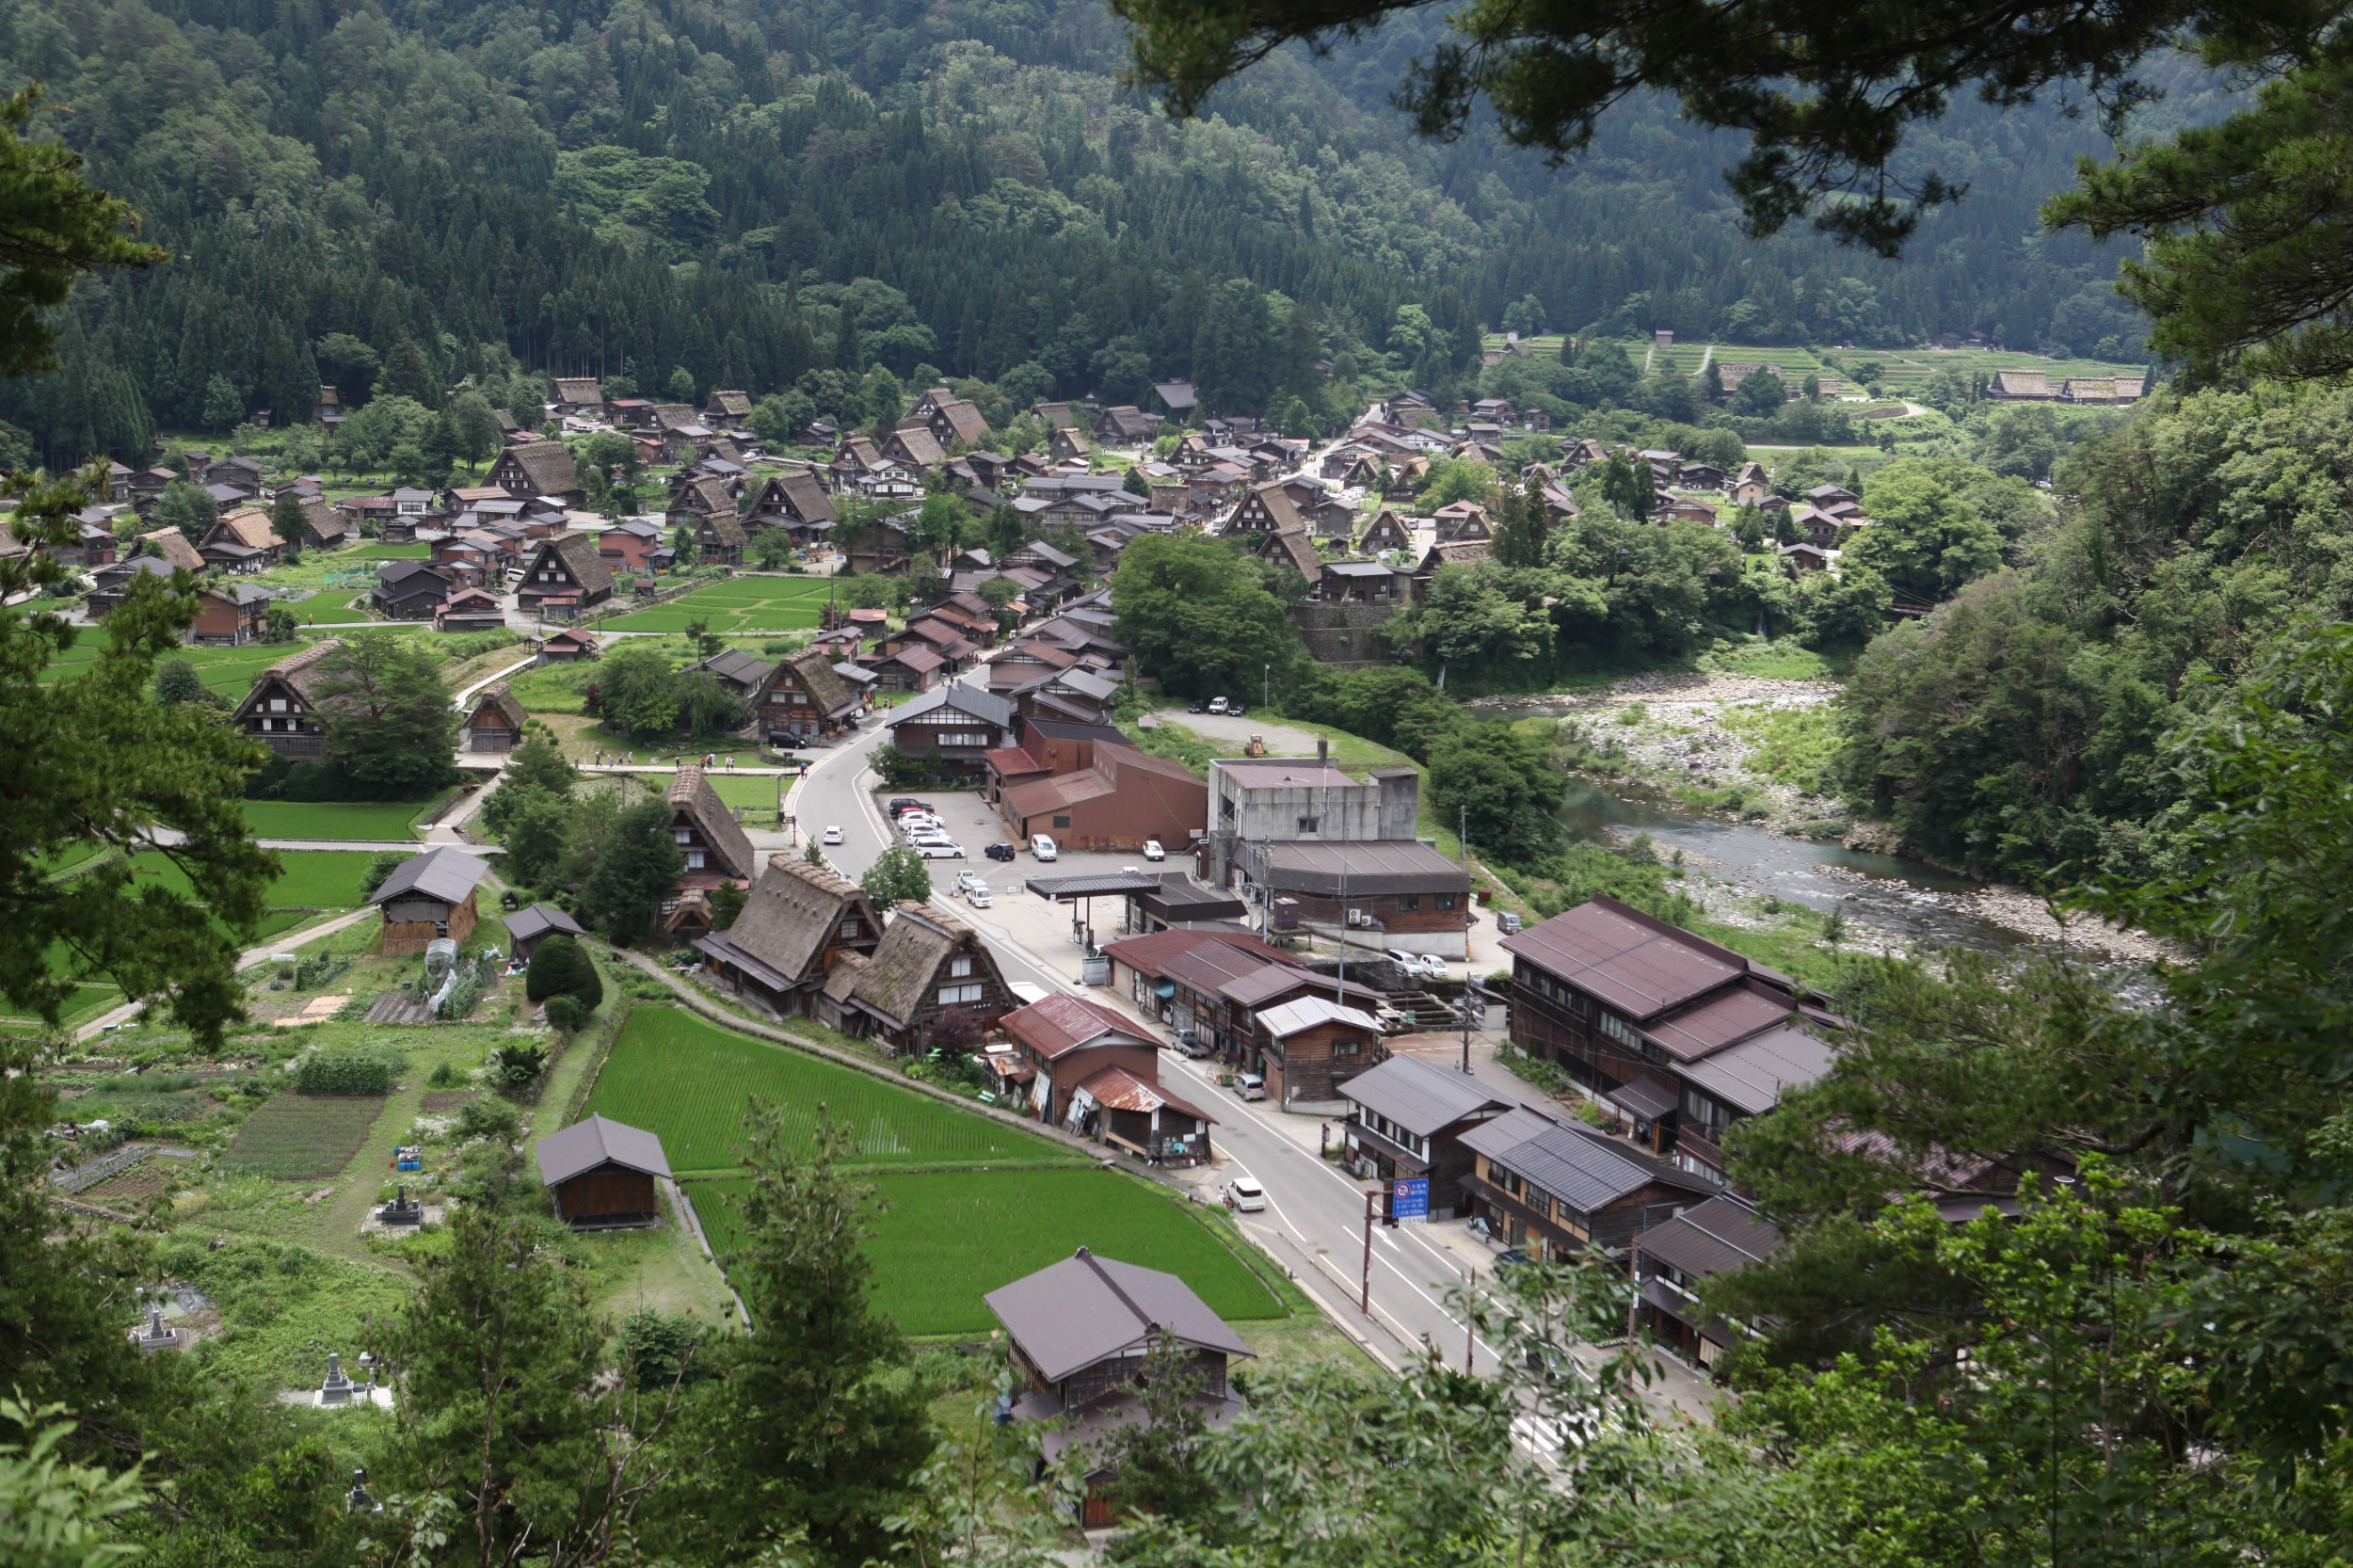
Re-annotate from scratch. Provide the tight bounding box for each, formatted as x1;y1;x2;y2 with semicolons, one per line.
1478;671;1847;828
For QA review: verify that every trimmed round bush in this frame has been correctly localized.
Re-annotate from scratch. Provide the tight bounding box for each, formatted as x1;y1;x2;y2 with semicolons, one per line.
543;995;586;1034
525;935;602;1009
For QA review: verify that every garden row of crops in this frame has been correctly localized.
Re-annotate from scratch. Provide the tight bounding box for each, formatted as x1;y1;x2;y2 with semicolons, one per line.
220;1093;390;1179
584;1006;1090;1174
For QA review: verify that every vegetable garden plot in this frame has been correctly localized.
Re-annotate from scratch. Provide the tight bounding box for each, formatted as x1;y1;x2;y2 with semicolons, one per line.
584;1007;1083;1174
221;1094;388;1179
687;1167;1287;1336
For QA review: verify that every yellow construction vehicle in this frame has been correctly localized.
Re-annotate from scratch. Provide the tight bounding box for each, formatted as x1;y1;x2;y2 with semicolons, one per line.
1244;734;1268;757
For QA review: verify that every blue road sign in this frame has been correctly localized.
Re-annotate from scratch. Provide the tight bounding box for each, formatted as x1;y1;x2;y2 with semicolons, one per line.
1391;1176;1430;1224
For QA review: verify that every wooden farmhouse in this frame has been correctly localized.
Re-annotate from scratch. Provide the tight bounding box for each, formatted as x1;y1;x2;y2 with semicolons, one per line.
536;1115;671;1230
463;683;528;751
516;533;615;619
665;763;760;892
696;853;884;1016
368;846;488;955
815;902;1012;1053
986;1249;1252;1528
488;441;586;508
754;648;863;744
232;639;343;757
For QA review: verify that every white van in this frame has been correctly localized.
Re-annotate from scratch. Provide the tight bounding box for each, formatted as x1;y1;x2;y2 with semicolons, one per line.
1030;834;1059;861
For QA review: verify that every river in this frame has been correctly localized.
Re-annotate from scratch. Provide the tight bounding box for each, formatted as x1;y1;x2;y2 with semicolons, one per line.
1559;780;2050;957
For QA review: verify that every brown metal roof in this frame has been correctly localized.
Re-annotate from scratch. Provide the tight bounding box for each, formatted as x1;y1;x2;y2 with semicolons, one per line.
536;1114;672;1186
1002;992;1151;1061
1644;982;1795;1061
1500;896;1761;1022
984;1247;1253;1384
1074;1064;1214;1124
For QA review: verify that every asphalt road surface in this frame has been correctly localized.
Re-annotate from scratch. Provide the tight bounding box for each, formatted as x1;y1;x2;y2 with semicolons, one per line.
788;669;1505;1375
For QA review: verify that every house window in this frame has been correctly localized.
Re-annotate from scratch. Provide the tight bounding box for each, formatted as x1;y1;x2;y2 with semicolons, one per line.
936;983;984;1005
1335;1038;1361;1056
1297;817;1319;833
1052;815;1071;828
839;919;860;939
951;956;973;978
674;830;693;844
1399;895;1420;912
1492;1164;1522;1198
1600;1013;1643;1050
686;851;705;869
1436;893;1457;910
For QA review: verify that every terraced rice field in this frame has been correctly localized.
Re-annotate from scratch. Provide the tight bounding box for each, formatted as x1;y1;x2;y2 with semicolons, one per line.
600;577;835;634
240;796;446;840
122;849;396;913
687;1167;1288;1336
584;1006;1084;1174
221;1094;388;1178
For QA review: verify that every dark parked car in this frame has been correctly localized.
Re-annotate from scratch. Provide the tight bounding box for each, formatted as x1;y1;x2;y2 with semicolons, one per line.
1187;698;1205;713
984;841;1018;861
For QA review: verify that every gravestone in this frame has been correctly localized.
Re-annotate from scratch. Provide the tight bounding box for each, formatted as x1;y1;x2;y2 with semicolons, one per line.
376;1185;424;1227
317;1351;356;1406
133;1300;178;1352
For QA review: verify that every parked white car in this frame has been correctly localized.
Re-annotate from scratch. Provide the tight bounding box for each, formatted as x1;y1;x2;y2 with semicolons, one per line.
1142;839;1166;861
1222;1176;1266;1212
954;871;987;894
1389;951;1448;981
1208;696;1230;714
1232;1072;1267;1101
915;842;965;859
965;886;992;908
822;825;844;845
1030;835;1058;861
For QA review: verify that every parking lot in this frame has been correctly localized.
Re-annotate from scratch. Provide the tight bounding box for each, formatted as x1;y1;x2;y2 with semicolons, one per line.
883;792;1195;979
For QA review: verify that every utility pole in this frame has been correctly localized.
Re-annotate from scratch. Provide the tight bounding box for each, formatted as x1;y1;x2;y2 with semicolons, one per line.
1467;1265;1478;1373
1461;802;1474;1074
1361;1186;1381;1315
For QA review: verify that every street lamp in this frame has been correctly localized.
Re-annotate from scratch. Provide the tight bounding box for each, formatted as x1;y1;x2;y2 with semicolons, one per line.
1262;663;1270;711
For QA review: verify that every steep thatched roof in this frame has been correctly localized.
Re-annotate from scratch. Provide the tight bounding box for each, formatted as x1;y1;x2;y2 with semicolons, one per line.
721;853;879;984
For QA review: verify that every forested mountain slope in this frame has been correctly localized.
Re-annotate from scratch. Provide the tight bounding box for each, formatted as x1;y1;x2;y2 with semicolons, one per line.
1837;384;2353;886
0;0;2166;463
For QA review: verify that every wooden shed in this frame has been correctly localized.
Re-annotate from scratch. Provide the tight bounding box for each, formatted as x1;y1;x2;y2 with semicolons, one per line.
464;683;528;752
503;903;585;962
367;846;487;956
535;1114;671;1230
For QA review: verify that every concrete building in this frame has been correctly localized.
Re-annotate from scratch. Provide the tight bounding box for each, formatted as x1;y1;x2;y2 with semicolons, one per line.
1204;741;1421;888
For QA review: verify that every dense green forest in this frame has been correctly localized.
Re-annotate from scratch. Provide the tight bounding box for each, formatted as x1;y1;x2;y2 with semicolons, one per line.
0;0;2169;464
1836;384;2353;885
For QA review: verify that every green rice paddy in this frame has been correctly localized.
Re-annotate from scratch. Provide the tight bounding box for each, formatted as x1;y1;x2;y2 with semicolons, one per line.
240;794;450;840
687;1167;1287;1336
584;1006;1087;1174
599;576;836;635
